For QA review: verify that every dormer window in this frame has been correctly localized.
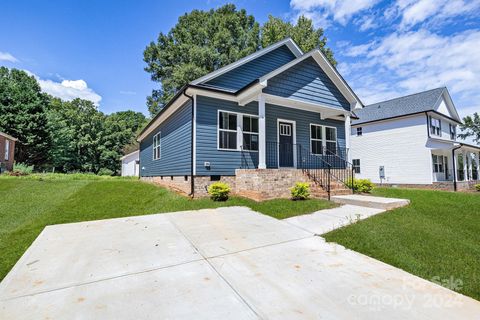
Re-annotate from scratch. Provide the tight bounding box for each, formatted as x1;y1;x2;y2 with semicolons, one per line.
430;117;441;136
449;124;456;140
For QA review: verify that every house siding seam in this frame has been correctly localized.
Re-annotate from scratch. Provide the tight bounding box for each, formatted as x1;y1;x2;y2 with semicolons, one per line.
139;101;192;177
263;57;350;111
204;45;296;91
195;95;346;176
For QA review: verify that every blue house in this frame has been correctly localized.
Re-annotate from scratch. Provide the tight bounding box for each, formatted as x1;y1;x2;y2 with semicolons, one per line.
137;38;362;199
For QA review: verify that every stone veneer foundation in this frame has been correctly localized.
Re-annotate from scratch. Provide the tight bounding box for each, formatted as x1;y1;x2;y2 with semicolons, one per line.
141;169;332;201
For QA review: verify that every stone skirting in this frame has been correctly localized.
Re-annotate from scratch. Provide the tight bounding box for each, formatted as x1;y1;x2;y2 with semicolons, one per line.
142;169;322;200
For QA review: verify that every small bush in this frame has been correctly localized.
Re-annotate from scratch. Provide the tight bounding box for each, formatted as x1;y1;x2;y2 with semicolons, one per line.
9;163;34;176
208;182;231;201
347;178;374;193
290;182;310;200
475;184;480;192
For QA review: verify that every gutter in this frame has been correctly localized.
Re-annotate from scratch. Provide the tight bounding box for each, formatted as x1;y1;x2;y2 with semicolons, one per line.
182;88;195;198
452;145;462;192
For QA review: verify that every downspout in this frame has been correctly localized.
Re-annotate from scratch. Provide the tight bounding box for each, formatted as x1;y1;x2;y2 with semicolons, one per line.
452;145;462;192
182;88;195;198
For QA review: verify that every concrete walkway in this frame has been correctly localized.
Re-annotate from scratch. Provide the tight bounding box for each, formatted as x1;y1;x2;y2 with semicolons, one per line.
1;207;479;319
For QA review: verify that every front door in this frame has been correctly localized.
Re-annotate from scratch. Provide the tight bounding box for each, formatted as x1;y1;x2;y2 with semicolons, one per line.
279;122;294;167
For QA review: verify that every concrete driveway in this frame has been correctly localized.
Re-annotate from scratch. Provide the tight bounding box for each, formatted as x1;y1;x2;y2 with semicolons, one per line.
1;207;479;319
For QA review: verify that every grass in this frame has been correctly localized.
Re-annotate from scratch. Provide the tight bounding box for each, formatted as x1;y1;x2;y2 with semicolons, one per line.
324;187;480;301
0;175;335;281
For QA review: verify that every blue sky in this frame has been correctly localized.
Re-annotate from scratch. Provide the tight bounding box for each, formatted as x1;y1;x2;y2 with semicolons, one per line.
1;0;479;118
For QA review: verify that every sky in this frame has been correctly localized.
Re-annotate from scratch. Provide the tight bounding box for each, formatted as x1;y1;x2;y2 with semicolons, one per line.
1;0;479;118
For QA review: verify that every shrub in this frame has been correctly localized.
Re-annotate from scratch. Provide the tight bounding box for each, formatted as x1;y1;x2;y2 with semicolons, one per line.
347;178;374;193
208;182;231;201
475;184;480;192
98;168;114;176
9;163;34;176
290;182;310;200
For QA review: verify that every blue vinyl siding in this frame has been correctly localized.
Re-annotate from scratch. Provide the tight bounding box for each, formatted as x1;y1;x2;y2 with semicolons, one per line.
196;96;259;176
195;95;345;175
139;101;192;176
204;45;296;91
265;104;345;168
263;57;350;111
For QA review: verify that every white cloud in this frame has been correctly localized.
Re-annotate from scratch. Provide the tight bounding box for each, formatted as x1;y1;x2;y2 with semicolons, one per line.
397;0;480;29
290;0;379;26
37;77;102;105
0;51;18;63
338;29;480;118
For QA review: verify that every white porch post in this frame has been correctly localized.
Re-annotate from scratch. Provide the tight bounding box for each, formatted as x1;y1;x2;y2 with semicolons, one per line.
344;114;351;162
258;94;266;169
476;152;480;180
463;151;468;180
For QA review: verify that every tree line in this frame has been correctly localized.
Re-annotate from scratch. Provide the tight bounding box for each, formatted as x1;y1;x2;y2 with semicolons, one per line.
0;67;146;174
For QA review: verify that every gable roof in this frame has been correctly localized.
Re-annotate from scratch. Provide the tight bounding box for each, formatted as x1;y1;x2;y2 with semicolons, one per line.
0;132;17;141
191;38;303;88
352;87;461;125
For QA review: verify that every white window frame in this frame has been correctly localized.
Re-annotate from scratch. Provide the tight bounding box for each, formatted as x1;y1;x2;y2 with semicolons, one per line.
242;114;259;152
5;140;10;161
309;124;323;155
430;117;441;136
432;154;444;173
353;159;361;174
449;124;456;140
152;132;161;160
309;124;338;156
217;110;258;152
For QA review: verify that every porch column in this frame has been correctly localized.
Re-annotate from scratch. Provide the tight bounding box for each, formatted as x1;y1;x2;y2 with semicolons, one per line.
453;152;460;182
258;94;266;169
476;152;480;180
344;114;351;161
463;151;468;180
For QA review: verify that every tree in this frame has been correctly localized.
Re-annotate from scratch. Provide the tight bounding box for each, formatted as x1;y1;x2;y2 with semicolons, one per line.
459;113;480;144
0;67;52;166
144;4;260;115
261;15;336;66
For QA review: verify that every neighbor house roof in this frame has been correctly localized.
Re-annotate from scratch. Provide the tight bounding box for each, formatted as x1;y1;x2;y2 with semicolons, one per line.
0;132;18;141
352;87;460;125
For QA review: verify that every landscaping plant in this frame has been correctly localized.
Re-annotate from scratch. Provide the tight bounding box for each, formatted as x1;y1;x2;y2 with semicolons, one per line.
348;178;374;193
8;163;34;176
475;184;480;192
207;182;231;201
290;182;310;200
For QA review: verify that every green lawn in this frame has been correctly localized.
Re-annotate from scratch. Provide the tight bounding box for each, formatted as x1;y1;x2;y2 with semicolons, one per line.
324;187;480;301
0;175;335;281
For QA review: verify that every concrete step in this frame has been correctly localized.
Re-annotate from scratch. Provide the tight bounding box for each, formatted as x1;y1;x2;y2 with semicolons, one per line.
331;194;410;210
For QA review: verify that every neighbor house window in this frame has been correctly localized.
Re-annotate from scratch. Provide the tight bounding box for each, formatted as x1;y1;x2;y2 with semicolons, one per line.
353;159;361;174
449;124;456;140
218;111;238;150
152;132;161;160
356;127;362;136
242;115;258;151
432;154;444;173
430;117;441;136
5;140;10;161
310;124;323;155
325;127;337;154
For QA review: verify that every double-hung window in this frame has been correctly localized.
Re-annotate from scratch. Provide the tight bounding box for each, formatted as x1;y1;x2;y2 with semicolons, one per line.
449;124;456;140
430;117;441;136
353;159;361;174
325;127;337;154
310;125;323;155
356;127;362;136
152;132;161;160
5;140;10;161
242;115;258;151
432;154;444;173
218;112;238;150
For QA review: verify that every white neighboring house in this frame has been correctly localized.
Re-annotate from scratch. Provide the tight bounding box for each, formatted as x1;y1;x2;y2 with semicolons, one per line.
350;87;480;191
120;150;140;177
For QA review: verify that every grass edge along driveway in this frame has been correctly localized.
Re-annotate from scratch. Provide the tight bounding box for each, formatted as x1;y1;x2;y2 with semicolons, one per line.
324;187;480;301
0;175;335;281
